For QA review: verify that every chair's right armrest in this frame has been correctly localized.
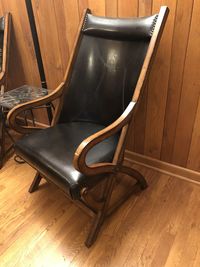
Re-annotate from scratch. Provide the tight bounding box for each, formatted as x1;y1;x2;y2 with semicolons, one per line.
7;82;65;134
73;101;136;176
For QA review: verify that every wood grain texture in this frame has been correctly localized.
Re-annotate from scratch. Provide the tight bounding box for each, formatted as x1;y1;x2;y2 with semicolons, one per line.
129;0;152;154
1;158;200;266
144;0;177;158
78;0;88;17
0;0;40;89
0;3;2;15
88;0;105;16
125;150;200;184
105;0;118;17
32;0;64;89
118;0;138;17
131;87;148;153
172;0;200;167
161;0;194;163
62;0;80;53
187;96;200;171
53;0;70;73
138;0;152;16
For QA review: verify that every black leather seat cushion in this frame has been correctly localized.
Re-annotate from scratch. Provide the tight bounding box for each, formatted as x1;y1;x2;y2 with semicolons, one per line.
15;122;119;199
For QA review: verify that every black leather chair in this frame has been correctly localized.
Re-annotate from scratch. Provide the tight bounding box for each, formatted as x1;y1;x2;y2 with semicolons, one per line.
8;7;169;247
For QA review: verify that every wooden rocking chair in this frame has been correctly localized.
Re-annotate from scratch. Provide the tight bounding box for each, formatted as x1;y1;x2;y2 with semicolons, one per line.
8;6;169;247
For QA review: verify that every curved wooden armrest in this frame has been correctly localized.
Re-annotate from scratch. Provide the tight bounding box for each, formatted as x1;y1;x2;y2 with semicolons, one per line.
7;82;65;134
73;101;136;176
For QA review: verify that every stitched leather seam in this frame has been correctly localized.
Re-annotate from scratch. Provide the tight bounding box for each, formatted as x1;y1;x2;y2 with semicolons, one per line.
82;14;88;31
150;15;158;36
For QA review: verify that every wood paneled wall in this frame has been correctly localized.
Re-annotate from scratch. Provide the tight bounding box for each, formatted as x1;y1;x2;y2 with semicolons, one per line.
0;0;40;89
1;0;200;173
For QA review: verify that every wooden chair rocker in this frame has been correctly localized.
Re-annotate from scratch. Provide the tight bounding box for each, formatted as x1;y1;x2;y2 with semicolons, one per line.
8;6;169;247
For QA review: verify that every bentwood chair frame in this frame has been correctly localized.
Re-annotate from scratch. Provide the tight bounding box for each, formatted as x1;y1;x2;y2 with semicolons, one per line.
8;7;169;247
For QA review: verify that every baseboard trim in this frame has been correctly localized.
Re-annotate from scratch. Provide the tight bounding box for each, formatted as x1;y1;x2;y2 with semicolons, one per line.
125;150;200;185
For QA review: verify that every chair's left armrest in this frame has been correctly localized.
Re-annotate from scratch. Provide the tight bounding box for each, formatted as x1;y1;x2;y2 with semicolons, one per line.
73;101;136;176
7;82;65;134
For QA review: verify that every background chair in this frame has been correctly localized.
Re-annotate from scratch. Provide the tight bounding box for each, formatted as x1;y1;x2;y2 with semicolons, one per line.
0;84;53;167
0;13;11;168
0;13;52;168
8;6;169;247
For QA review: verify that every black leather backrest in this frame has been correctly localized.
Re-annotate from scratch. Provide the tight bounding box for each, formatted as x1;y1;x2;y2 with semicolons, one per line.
59;13;158;126
0;16;5;71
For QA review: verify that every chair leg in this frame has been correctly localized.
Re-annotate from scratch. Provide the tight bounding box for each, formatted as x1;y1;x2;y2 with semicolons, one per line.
119;165;148;190
85;176;116;247
85;210;105;248
29;172;42;193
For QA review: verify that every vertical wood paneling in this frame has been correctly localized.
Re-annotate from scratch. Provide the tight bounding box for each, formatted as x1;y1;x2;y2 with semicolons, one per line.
144;0;177;158
130;1;152;154
118;0;139;154
0;4;3;15
62;0;79;53
172;0;200;167
53;0;70;74
138;0;152;16
32;0;63;89
187;96;200;171
161;0;194;163
0;0;40;89
118;0;138;17
78;0;88;18
88;0;106;16
131;86;148;154
105;0;118;17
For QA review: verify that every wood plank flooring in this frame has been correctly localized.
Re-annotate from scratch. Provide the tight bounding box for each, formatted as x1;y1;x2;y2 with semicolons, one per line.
0;158;200;267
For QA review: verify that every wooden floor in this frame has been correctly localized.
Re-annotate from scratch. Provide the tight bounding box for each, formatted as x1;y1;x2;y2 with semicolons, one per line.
0;158;200;267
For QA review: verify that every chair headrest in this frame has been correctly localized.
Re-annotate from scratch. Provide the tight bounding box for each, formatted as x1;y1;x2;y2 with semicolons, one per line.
82;13;158;41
